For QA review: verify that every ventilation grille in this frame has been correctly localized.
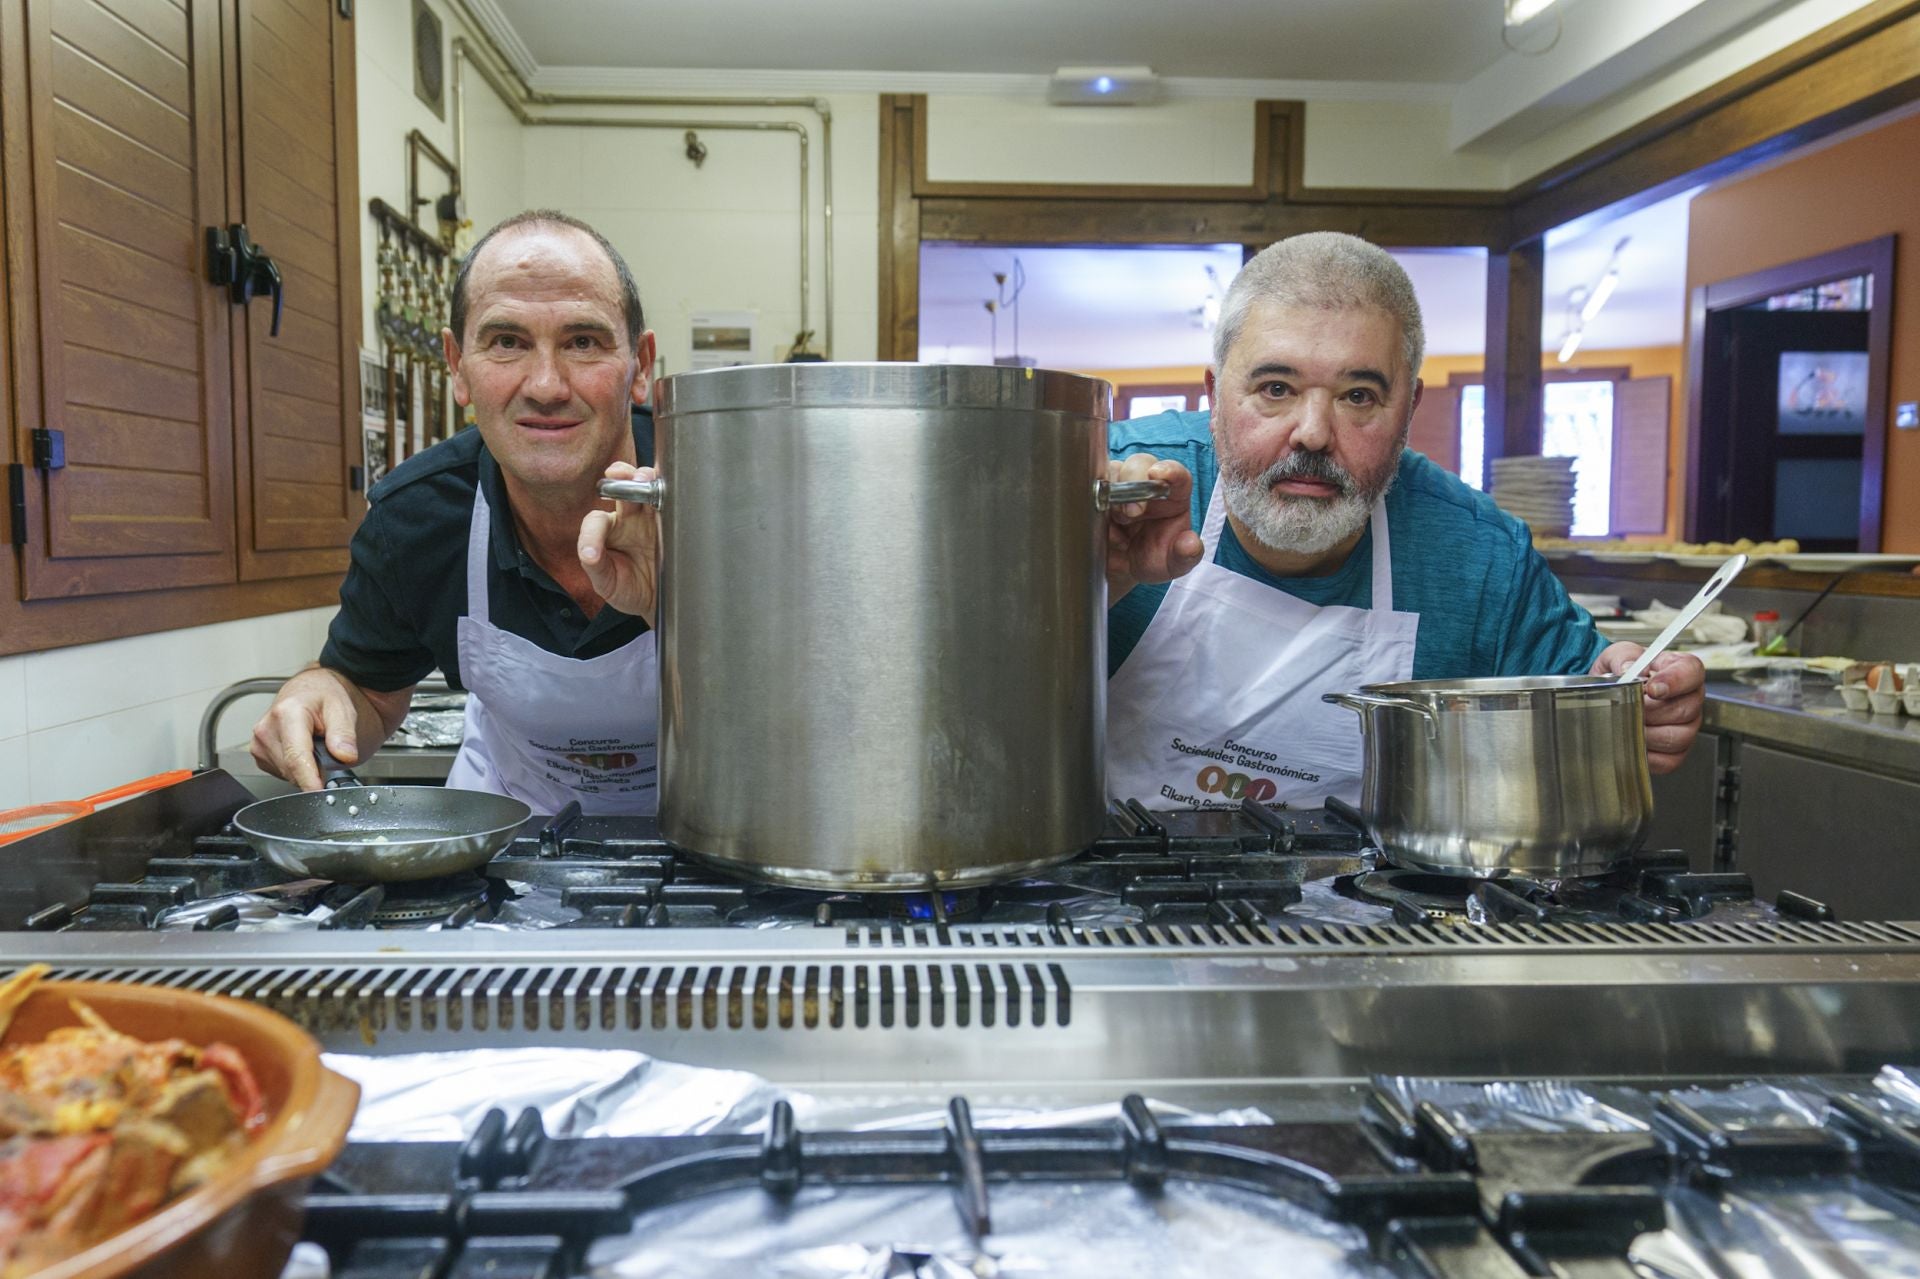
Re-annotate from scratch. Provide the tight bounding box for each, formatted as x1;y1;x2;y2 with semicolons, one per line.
42;961;1070;1036
849;918;1920;951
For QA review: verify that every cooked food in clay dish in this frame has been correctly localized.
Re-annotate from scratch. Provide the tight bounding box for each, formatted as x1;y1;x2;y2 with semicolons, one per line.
0;966;266;1277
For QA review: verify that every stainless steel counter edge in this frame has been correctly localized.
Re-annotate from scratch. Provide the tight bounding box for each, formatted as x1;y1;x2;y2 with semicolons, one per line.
1706;685;1920;781
21;936;1920;1082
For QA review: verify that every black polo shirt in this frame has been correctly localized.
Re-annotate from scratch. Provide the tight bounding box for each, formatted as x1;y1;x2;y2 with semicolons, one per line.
318;410;655;693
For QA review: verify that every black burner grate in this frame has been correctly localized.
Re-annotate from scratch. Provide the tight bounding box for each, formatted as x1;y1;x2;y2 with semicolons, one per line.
295;1075;1920;1279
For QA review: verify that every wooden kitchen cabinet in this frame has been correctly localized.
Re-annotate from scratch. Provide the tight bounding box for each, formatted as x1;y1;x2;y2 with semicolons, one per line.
0;0;359;644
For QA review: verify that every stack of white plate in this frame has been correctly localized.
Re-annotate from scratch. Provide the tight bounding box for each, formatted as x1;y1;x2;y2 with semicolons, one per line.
1490;455;1576;537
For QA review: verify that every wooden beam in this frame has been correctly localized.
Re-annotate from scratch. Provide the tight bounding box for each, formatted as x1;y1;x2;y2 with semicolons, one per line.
917;197;1507;249
1484;240;1545;462
877;94;921;361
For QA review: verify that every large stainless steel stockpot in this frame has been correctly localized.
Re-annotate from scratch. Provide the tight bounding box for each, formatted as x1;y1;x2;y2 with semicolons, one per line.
602;363;1158;890
1323;675;1653;878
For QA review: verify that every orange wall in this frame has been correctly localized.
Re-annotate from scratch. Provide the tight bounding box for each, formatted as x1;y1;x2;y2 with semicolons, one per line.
1688;111;1920;552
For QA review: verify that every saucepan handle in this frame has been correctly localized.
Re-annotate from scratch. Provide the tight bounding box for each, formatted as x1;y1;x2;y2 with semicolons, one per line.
1095;479;1171;512
1321;691;1438;738
598;477;666;506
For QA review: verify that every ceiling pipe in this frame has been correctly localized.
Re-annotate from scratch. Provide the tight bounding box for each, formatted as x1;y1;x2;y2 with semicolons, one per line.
449;21;834;359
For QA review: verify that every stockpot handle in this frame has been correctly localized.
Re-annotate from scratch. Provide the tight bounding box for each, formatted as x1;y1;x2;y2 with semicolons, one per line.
1095;478;1171;511
1321;691;1438;738
598;477;666;506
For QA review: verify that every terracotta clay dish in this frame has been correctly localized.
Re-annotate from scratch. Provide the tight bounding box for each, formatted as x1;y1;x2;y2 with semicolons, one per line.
0;973;357;1279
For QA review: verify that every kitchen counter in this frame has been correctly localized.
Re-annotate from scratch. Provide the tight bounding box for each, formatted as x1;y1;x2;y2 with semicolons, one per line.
1705;682;1920;783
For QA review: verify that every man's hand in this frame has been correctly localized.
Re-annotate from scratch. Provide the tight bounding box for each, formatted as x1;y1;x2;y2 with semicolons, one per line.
1590;642;1706;775
249;666;412;792
1107;454;1204;602
578;461;661;627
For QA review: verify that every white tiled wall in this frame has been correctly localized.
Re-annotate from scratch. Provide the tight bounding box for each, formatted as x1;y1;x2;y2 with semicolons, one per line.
0;608;335;807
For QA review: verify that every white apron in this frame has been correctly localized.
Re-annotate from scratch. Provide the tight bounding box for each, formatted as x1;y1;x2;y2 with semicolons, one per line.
1105;482;1419;810
444;482;660;813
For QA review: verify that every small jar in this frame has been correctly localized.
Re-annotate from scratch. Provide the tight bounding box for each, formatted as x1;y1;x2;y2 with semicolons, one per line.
1751;609;1787;653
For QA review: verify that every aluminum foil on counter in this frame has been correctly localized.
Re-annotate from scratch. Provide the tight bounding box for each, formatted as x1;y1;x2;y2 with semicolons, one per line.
587;1179;1384;1279
389;692;468;748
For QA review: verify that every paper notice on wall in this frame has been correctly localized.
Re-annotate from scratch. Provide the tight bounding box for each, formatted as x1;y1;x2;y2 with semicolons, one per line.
689;310;757;370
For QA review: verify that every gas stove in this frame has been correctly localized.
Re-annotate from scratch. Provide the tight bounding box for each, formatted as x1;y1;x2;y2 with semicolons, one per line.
9;774;1820;936
296;1063;1920;1278
15;776;1920;1277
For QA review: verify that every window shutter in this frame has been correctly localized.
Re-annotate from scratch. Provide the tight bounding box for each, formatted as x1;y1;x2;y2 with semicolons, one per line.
9;0;237;598
231;0;363;579
1406;384;1461;475
1610;376;1670;536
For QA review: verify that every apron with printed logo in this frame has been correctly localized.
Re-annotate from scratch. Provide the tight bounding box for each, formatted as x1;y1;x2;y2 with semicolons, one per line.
444;482;659;814
1105;481;1418;810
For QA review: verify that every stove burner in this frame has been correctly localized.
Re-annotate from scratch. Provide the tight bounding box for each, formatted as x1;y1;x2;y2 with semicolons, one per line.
887;889;983;922
369;873;491;925
1336;854;1782;928
1344;868;1485;917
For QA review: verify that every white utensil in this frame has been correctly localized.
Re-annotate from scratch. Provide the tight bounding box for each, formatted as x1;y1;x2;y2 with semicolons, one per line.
1619;553;1749;683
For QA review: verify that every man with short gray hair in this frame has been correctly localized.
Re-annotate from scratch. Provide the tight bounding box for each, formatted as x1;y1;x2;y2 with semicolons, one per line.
1104;231;1704;811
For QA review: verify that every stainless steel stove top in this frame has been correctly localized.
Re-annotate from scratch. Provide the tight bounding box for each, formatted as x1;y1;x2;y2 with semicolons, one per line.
4;771;1819;937
11;769;1920;1092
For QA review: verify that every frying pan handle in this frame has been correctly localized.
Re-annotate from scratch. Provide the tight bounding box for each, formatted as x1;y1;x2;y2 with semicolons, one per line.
311;738;363;790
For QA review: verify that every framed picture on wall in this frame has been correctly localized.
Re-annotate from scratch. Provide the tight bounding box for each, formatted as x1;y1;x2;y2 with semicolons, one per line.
1777;350;1870;436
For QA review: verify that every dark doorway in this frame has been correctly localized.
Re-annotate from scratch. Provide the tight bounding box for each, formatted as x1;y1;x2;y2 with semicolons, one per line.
1687;237;1893;550
1711;310;1870;550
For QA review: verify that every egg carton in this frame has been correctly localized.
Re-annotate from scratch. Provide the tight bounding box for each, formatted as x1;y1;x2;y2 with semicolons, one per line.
1838;662;1920;715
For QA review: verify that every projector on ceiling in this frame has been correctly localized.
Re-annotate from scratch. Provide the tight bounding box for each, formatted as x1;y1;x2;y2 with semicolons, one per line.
1047;67;1162;106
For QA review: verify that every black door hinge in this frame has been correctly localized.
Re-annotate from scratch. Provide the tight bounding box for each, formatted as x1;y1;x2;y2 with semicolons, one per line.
338;0;352;17
7;463;25;548
31;428;63;471
349;465;365;493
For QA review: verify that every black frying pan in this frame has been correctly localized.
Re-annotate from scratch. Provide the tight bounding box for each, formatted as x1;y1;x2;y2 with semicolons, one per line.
232;743;530;883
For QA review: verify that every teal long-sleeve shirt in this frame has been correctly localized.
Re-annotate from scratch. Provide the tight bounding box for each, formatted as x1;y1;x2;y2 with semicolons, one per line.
1108;410;1606;680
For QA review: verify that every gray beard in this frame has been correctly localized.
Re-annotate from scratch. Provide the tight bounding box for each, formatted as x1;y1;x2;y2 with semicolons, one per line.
1218;447;1400;556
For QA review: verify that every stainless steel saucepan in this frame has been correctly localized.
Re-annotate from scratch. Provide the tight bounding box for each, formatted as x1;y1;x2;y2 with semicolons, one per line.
233;745;531;882
1324;675;1652;878
1321;554;1747;878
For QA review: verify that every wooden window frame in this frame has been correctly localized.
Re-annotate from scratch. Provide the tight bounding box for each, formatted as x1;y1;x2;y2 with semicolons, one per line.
1114;382;1206;420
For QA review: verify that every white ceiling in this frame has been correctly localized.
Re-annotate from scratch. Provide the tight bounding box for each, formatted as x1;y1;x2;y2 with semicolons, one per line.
489;0;1506;84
